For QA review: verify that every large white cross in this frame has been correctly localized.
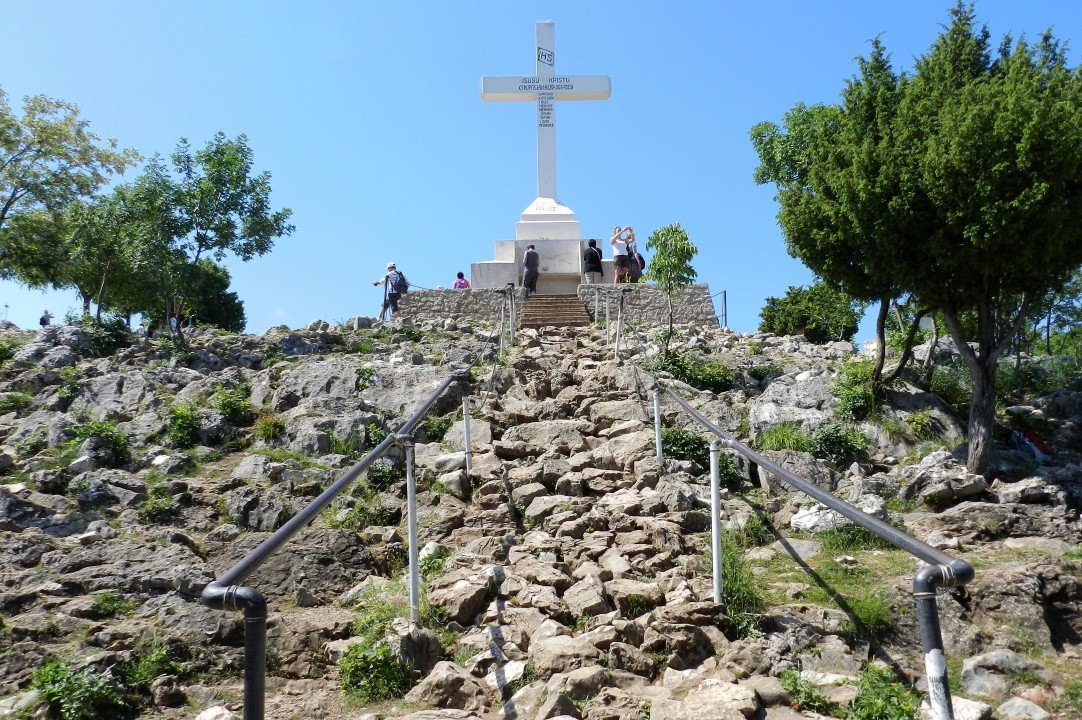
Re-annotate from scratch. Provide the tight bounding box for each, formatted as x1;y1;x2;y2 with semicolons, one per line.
481;21;611;202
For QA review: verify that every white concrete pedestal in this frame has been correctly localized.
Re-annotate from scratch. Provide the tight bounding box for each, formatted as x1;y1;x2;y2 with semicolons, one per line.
473;197;594;294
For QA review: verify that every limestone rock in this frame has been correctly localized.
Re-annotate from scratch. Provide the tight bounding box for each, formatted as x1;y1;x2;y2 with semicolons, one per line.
529;635;601;675
404;661;490;712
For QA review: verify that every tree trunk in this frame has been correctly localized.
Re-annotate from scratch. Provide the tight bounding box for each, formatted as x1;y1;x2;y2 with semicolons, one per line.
870;299;889;385
966;359;997;477
941;301;1032;475
665;294;674;357
94;259;113;324
1046;305;1052;355
920;316;940;381
879;308;929;388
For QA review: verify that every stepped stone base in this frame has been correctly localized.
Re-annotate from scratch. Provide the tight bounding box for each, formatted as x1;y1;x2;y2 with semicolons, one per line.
396;283;719;330
518;294;592;329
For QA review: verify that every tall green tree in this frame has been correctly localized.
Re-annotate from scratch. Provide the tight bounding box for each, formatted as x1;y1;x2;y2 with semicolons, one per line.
60;189;143;319
759;280;863;344
0;87;139;278
751;37;911;385
643;222;697;355
751;4;1082;473
136;133;293;338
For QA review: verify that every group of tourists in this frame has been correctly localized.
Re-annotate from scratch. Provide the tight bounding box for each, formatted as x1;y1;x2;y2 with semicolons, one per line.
523;227;646;292
374;226;647;318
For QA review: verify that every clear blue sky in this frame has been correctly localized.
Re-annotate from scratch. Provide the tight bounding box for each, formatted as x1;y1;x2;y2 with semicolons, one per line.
3;1;1081;339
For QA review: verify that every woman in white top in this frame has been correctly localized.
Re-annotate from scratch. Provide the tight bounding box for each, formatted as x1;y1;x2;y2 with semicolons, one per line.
610;226;630;284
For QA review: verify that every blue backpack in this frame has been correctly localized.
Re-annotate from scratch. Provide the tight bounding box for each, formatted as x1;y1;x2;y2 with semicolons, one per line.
390;271;409;294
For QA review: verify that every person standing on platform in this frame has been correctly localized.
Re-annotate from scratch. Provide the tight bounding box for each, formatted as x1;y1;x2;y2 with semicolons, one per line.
628;230;643;283
373;261;408;319
522;244;540;296
610;227;630;284
583;239;603;284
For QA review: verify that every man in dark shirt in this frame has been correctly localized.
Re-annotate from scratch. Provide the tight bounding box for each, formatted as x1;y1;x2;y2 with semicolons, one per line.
522;244;540;296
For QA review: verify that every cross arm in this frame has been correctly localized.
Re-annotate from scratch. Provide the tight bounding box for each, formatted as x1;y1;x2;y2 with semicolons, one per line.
481;75;611;102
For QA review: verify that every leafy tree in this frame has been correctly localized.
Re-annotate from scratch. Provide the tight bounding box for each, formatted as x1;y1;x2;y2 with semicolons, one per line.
1020;269;1082;357
752;37;916;385
184;259;246;332
643;222;697;355
0;87;139;276
751;4;1082;473
58;189;145;319
759;280;863;344
127;133;292;338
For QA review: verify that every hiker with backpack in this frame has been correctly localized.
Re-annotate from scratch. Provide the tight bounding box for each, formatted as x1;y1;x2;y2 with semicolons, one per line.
373;261;409;320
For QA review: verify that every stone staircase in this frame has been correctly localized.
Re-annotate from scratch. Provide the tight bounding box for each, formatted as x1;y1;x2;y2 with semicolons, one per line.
518;293;592;329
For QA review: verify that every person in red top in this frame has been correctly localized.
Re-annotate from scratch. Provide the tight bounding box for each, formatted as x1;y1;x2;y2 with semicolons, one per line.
453;271;470;289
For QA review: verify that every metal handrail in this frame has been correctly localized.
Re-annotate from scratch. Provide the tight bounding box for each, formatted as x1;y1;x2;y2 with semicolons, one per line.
201;372;464;720
654;384;973;720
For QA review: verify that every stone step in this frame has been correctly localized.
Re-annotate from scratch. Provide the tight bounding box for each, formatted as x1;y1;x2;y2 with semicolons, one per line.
519;293;592;329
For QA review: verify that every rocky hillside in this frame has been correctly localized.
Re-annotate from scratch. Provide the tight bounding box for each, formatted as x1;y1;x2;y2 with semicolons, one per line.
0;317;1080;720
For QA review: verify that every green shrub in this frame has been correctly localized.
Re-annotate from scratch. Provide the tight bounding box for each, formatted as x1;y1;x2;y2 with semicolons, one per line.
810;423;869;466
329;430;364;460
115;641;183;693
930;363;971;407
339;641;412;701
211;384;251;426
263;344;285;366
1061;679;1082;715
351;339;375;354
818;524;892;554
31;658;128;720
780;670;838;716
254;413;286;442
756;421;812;452
661;426;710;469
732;513;774;548
338;585;419;702
139;485;179;521
847;665;920;720
0;337;25;364
420;547;450;580
73;419;131;467
833;359;878;421
422;414;453;443
355;366;376;391
653;352;736;393
334;487;395;529
878;418;909;443
0;391;31;415
57;367;84;402
367;459;402;489
748;363;785;383
847;594;893;636
166;402;200;448
16;430;48;458
366;422;389;448
77;315;134;357
92;591;137;618
905;408;934;439
721;532;766;639
397;325;426;343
